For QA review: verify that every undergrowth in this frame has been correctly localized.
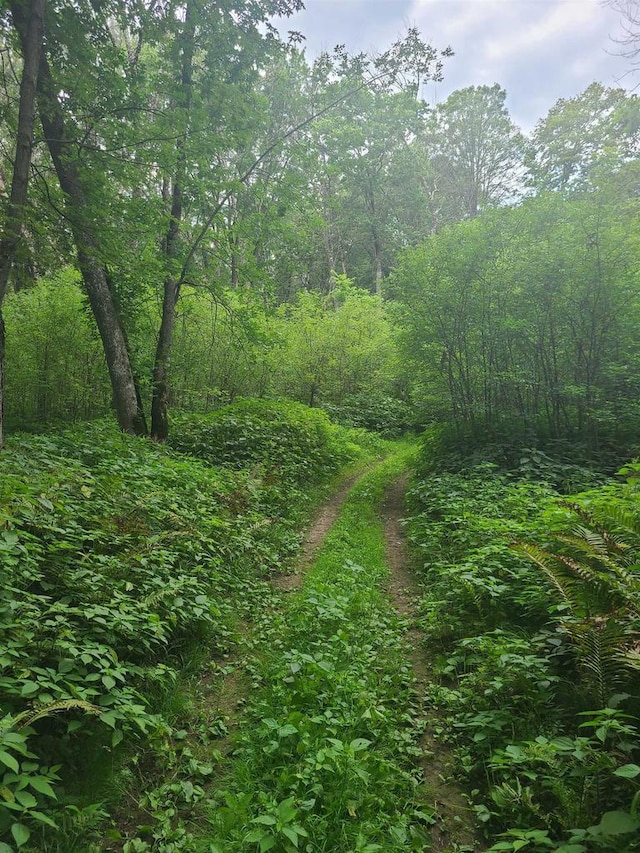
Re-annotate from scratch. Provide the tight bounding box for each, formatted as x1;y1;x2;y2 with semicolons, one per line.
405;448;640;852
0;402;380;852
203;448;439;852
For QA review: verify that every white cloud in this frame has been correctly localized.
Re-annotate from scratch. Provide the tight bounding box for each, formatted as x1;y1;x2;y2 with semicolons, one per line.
484;2;600;62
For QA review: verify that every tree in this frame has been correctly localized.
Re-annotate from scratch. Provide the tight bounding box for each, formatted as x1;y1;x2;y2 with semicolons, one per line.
5;0;304;439
0;0;44;448
293;34;450;294
7;0;148;436
607;0;640;68
420;84;524;222
2;7;450;438
526;83;640;191
388;191;640;448
270;276;397;407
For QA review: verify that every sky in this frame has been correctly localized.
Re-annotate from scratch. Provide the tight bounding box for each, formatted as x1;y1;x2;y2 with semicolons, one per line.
275;0;637;131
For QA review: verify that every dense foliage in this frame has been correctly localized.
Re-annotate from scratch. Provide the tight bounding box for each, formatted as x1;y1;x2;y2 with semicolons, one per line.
2;2;640;850
0;402;367;851
405;448;640;850
389;188;640;455
2;0;639;452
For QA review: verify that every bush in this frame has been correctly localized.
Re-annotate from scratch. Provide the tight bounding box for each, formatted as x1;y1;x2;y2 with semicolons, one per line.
323;393;416;438
0;409;361;848
170;399;360;485
3;269;111;429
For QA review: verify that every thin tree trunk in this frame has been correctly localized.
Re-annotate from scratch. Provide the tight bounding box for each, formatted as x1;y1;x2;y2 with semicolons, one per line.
0;0;45;448
151;270;180;441
150;0;194;441
7;0;147;436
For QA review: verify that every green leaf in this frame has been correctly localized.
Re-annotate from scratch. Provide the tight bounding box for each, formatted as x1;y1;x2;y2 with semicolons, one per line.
0;842;14;853
614;764;640;778
11;824;30;848
29;776;57;798
244;829;267;843
591;810;639;836
0;786;15;804
349;738;372;752
14;790;36;808
281;826;299;847
102;675;116;690
252;815;277;826
259;837;276;852
0;751;19;773
29;810;59;829
277;797;296;821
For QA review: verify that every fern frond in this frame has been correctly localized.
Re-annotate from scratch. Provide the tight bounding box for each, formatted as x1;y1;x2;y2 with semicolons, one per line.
561;502;638;559
14;699;102;729
511;542;576;612
571;617;635;707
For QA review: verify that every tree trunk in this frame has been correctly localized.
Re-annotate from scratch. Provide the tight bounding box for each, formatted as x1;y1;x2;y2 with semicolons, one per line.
0;0;45;448
150;1;194;441
7;0;147;436
151;275;179;441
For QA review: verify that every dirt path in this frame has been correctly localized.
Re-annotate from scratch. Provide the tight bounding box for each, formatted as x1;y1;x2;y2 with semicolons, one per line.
270;465;481;848
382;475;482;852
271;471;364;591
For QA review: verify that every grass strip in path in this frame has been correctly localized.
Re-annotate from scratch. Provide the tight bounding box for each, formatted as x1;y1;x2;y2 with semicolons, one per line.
203;445;437;852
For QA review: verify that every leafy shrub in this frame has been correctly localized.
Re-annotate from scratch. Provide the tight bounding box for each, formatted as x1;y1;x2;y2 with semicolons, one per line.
323;393;416;438
414;425;616;492
0;411;359;849
405;458;640;845
3;269;111;430
405;465;555;642
170;399;360;484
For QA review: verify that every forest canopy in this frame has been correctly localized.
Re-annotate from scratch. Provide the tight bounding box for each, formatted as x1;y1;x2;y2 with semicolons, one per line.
0;0;639;461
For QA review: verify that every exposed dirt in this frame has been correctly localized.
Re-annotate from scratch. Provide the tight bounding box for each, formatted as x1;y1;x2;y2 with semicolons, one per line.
271;471;365;592
382;475;482;852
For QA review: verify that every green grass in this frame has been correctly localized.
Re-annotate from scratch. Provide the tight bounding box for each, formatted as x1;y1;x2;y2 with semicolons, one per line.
201;444;438;852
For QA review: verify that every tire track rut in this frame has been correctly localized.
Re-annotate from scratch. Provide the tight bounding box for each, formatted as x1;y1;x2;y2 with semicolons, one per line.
382;474;482;852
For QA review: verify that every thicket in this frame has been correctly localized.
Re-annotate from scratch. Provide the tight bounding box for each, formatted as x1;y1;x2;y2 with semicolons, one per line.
405;445;640;851
0;401;367;852
2;274;401;435
389;187;640;458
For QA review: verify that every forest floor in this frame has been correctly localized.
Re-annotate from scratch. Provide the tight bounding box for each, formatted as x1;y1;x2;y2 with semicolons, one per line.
290;466;479;849
106;455;483;852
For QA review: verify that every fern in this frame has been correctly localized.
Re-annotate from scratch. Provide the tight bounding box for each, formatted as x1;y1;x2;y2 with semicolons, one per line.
14;699;102;729
570;618;633;708
512;542;577;613
514;501;640;705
